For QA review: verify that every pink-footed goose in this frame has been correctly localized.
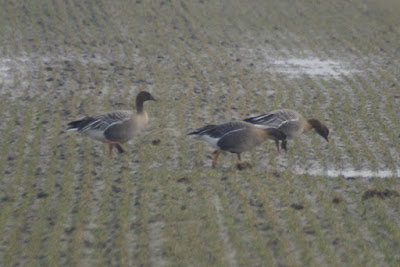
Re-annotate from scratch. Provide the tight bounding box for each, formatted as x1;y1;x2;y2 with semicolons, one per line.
244;109;329;152
188;121;286;168
67;91;155;156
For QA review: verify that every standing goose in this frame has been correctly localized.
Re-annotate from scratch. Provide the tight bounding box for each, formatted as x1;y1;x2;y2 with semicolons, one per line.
188;121;286;168
67;91;155;156
244;109;329;152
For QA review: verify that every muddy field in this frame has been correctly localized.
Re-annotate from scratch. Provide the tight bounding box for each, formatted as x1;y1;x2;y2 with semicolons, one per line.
1;0;400;266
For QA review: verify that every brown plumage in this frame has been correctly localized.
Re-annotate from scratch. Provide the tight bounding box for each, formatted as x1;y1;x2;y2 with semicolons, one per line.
67;91;155;156
244;109;329;152
188;121;286;167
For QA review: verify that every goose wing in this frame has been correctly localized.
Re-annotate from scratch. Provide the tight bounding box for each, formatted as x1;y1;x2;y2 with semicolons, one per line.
188;121;249;147
78;110;132;133
188;121;248;138
244;109;300;129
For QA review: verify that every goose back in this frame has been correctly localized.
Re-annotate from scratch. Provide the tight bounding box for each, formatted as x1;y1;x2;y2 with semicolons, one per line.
245;109;304;139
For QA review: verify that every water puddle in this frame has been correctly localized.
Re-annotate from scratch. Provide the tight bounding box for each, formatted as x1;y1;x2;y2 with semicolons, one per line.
0;56;37;98
269;58;359;78
296;168;400;178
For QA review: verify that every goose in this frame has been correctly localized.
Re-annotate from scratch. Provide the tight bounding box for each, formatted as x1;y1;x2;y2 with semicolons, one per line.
188;121;286;168
67;91;155;156
244;109;329;152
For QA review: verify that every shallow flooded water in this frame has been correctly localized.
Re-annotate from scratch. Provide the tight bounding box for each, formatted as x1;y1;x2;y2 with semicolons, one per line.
296;168;400;178
270;58;359;78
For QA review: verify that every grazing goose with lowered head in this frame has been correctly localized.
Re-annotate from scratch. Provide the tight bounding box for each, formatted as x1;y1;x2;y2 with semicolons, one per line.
244;109;329;152
67;91;155;156
188;121;286;168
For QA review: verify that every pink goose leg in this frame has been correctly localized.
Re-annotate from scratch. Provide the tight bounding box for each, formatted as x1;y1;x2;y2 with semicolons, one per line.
212;149;222;168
